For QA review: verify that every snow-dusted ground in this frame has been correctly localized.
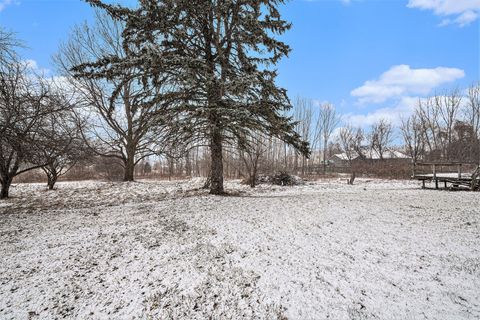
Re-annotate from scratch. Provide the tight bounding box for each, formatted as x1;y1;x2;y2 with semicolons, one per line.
1;178;479;319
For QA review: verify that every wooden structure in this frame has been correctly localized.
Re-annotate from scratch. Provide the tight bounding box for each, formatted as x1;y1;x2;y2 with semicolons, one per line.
412;162;480;190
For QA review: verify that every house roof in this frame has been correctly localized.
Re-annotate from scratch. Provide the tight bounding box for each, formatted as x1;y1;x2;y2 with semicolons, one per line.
363;149;411;160
331;152;359;161
332;148;411;161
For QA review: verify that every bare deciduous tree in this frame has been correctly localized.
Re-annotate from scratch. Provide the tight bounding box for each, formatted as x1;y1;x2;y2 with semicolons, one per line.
0;61;56;198
293;97;313;175
400;114;424;163
416;97;440;157
239;132;267;188
415;90;463;161
369;119;393;160
56;11;171;182
39;102;89;190
338;125;363;185
464;83;480;141
0;28;22;65
436;90;462;160
318;103;340;173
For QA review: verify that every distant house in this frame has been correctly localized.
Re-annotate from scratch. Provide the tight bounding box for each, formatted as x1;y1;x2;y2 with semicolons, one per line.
362;149;411;161
329;152;359;167
330;148;411;167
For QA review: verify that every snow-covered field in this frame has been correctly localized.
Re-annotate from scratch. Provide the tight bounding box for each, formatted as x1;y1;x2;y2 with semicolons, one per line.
1;178;479;319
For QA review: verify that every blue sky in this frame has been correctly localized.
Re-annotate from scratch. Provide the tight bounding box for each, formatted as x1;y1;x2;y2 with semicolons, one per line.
0;0;479;126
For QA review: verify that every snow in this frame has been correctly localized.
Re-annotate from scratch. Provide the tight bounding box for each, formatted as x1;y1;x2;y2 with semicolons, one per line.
362;149;411;160
333;148;411;161
1;178;479;319
416;172;472;179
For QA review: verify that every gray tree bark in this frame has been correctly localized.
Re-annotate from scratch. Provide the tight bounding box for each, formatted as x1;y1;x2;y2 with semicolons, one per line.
210;128;224;194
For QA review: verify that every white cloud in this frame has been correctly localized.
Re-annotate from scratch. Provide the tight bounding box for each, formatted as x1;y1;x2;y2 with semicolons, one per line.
407;0;480;26
339;0;363;5
0;0;16;12
351;64;464;104
344;92;470;129
453;10;479;26
23;59;51;75
344;96;419;127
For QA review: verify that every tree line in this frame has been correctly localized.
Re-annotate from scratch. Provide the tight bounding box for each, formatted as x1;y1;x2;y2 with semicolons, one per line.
146;84;479;186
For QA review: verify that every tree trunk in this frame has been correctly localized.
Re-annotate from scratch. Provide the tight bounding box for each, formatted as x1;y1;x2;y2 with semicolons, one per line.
1;176;12;199
47;173;58;190
323;146;327;175
124;161;135;181
210;129;224;194
202;170;212;189
294;153;298;174
301;156;305;176
124;149;135;182
349;171;356;185
185;151;192;177
250;166;257;188
195;147;200;176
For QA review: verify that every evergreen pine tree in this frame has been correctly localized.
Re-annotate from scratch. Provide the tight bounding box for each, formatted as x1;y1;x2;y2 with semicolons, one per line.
75;0;310;194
